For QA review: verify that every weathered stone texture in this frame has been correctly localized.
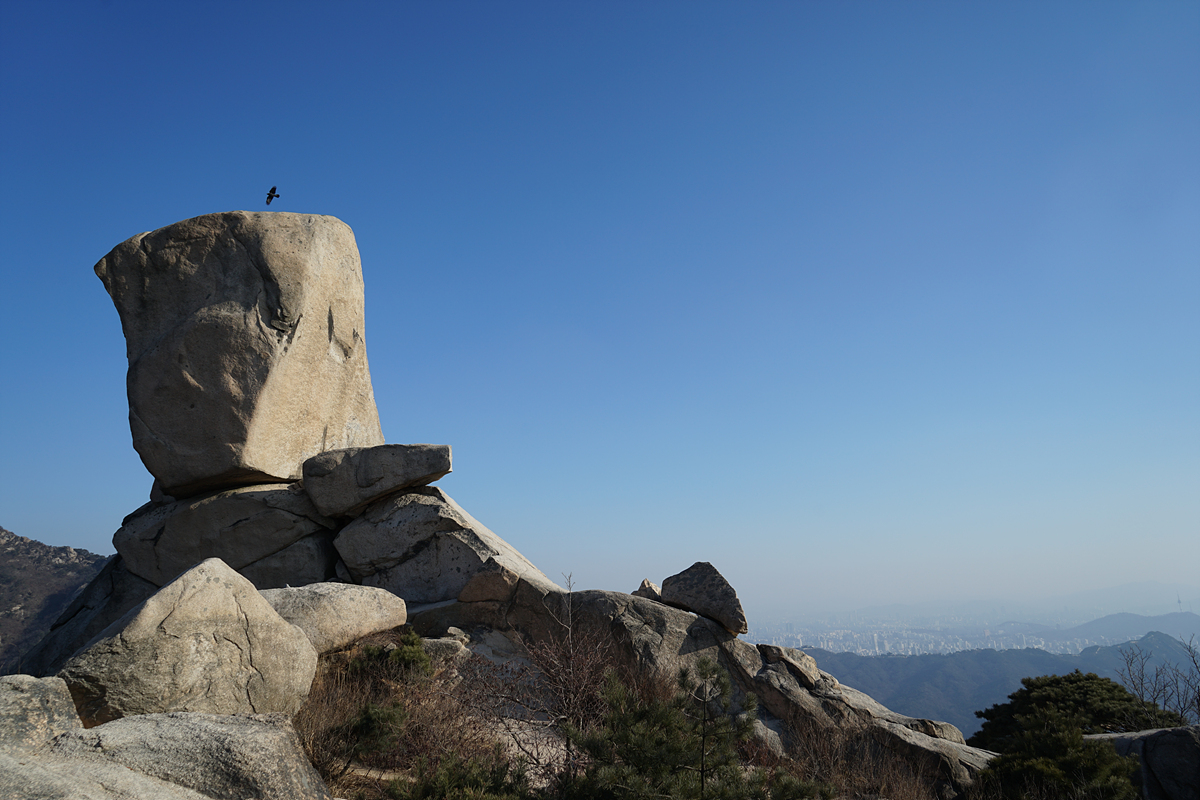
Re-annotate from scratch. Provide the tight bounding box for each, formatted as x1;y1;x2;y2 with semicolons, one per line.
660;561;748;635
334;486;559;604
112;483;337;588
94;211;384;497
57;559;316;726
260;582;407;654
302;443;452;517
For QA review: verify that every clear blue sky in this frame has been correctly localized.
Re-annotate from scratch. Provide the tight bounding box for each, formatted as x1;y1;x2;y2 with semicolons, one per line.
2;2;1197;623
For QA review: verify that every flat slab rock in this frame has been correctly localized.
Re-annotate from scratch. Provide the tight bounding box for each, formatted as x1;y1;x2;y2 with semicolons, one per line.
302;443;452;517
57;558;316;726
94;211;384;497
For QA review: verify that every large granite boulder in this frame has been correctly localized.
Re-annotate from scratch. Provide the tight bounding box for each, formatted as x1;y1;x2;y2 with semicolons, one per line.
19;555;158;678
260;582;407;654
57;559;316;726
334;486;560;604
1089;726;1200;800
302;443;452;517
94;211;384;498
660;561;748;635
113;483;338;589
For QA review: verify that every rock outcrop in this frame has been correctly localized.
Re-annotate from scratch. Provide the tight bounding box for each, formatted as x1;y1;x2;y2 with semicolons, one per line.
660;561;748;635
57;559;316;726
1088;726;1200;800
0;675;329;800
8;212;994;799
334;486;559;604
94;211;384;498
302;443;452;517
411;582;991;796
261;582;407;654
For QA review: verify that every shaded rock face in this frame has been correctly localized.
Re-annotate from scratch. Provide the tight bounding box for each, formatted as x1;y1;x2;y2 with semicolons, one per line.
1089;726;1200;800
57;559;316;726
18;555;158;679
302;443;452;518
261;583;407;654
94;211;384;498
113;483;338;589
660;561;748;635
334;486;559;604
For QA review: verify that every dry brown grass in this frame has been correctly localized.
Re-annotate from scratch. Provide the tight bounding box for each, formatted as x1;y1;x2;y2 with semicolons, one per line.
294;627;505;799
780;713;942;800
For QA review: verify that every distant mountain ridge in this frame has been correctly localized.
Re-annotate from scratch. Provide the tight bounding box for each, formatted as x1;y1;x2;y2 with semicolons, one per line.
805;631;1196;738
0;525;109;671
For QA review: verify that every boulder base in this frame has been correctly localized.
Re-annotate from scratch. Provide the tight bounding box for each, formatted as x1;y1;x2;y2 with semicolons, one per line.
57;559;317;726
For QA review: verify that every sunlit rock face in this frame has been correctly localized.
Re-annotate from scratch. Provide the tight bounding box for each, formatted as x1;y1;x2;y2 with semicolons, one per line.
94;211;384;498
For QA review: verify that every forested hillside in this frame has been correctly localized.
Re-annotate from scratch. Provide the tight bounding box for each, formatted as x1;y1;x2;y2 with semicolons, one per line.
806;631;1193;736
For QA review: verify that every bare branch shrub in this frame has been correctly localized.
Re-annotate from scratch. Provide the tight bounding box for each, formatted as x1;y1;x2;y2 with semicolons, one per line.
293;627;507;799
1117;635;1200;725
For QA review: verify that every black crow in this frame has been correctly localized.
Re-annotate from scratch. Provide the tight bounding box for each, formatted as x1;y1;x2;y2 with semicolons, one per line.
266;186;280;205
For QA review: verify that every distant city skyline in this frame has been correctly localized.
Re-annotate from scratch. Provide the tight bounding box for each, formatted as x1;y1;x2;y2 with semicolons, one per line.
2;3;1197;624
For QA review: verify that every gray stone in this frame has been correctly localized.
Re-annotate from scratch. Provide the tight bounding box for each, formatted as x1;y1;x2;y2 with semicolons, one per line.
302;443;452;517
631;578;662;601
260;582;407;654
458;556;522;603
94;211;384;498
0;711;331;800
660;561;748;635
1089;725;1200;800
57;559;316;726
334;487;560;604
0;675;81;750
20;555;158;678
409;588;990;796
48;712;332;800
113;483;338;588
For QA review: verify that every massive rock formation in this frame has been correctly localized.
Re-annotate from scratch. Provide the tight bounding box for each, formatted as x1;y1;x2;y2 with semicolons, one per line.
8;212;1001;799
94;211;384;498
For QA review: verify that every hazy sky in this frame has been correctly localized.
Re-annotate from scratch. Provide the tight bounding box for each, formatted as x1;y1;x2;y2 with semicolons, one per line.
2;2;1196;624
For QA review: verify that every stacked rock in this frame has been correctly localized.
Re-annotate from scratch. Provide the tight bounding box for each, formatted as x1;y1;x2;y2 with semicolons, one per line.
24;211;554;678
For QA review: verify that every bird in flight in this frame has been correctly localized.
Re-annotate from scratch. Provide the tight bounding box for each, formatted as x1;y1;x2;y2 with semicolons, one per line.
266;186;280;205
